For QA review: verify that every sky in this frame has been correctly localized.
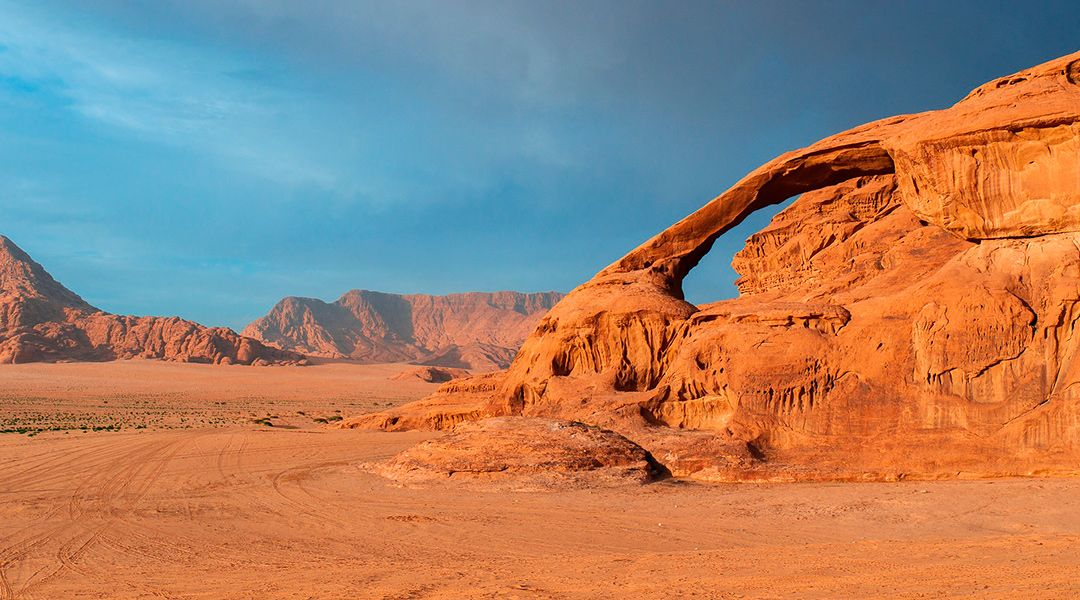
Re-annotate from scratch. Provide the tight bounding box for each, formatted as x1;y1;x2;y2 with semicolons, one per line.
1;1;1078;330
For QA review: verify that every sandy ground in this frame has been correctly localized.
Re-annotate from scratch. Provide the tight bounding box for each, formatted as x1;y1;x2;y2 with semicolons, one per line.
0;360;435;433
1;362;1079;599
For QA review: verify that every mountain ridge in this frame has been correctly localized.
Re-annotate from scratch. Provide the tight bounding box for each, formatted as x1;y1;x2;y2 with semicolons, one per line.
0;236;303;365
243;289;563;370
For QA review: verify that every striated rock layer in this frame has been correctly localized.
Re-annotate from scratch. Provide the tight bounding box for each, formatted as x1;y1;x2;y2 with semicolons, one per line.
349;51;1080;482
0;236;303;365
243;290;562;370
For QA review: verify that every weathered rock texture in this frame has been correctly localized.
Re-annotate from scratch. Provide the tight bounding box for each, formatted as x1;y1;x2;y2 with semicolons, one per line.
376;417;658;489
349;51;1080;482
0;236;303;365
243;290;562;370
390;366;471;384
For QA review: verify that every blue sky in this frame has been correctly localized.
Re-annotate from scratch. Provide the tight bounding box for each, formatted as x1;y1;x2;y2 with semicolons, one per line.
1;1;1078;330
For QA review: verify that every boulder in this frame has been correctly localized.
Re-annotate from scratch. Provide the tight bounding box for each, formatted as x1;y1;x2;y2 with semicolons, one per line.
376;417;659;489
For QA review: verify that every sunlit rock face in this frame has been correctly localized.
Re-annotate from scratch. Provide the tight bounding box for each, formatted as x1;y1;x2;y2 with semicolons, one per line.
243;290;564;370
349;51;1080;482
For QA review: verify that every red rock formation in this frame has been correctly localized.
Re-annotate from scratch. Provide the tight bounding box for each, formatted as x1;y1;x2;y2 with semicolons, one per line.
390;366;470;383
376;417;658;489
0;236;303;365
243;290;562;370
348;51;1080;482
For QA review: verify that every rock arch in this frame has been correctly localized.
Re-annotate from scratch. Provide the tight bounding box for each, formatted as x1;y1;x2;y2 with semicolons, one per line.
601;140;896;296
346;50;1080;482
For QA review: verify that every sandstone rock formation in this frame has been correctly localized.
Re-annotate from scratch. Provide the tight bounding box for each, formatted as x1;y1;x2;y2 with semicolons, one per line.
243;290;562;370
376;417;658;489
0;236;304;365
349;51;1080;482
390;366;470;383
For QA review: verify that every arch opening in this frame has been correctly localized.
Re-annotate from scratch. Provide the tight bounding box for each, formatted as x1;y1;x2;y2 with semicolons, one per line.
602;141;897;296
680;195;799;307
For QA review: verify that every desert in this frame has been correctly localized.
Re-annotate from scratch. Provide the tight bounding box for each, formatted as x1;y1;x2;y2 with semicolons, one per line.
3;3;1080;599
2;361;1080;599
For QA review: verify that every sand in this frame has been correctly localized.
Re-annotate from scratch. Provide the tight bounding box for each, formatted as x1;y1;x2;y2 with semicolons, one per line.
1;361;1079;599
0;360;434;433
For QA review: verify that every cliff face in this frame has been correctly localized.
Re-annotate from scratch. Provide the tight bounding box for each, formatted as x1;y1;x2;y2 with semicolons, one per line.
243;290;563;370
347;51;1080;482
0;236;303;365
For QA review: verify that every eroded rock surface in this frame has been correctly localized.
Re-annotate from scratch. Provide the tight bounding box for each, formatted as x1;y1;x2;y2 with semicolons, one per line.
390;366;471;383
351;51;1080;481
375;417;658;489
0;236;303;365
243;290;562;370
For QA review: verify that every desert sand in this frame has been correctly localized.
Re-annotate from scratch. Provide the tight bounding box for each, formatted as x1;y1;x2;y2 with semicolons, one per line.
0;360;433;434
0;361;1079;599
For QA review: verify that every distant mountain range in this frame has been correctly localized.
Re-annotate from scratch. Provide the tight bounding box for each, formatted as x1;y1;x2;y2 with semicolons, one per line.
243;290;564;370
0;234;563;369
0;236;302;365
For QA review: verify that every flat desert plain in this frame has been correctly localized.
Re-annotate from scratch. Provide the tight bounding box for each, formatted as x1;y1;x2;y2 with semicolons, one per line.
1;362;1079;599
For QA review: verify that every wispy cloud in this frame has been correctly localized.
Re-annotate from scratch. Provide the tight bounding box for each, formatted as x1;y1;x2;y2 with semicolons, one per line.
0;1;340;191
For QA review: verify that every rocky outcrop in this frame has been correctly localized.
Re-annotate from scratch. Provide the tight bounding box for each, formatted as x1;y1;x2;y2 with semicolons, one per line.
390;366;471;383
243;290;562;370
375;417;659;489
348;51;1080;481
0;236;303;365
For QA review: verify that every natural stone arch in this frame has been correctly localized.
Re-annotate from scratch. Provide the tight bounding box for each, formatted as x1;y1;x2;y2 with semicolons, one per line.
344;52;1080;486
600;140;896;297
